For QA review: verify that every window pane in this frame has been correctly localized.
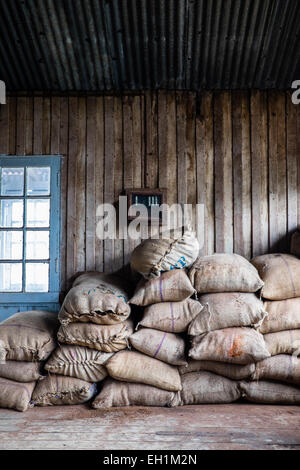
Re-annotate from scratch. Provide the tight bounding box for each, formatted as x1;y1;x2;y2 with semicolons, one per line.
0;199;23;228
1;168;24;196
0;263;22;291
0;231;23;259
26;167;51;196
26;199;50;227
25;263;49;292
26;231;49;260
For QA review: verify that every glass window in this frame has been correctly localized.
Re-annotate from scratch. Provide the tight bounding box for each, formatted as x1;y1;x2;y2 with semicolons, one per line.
1;168;24;196
0;263;22;292
0;199;23;227
26;199;50;227
0;231;23;259
26;167;51;196
25;263;49;292
26;231;49;260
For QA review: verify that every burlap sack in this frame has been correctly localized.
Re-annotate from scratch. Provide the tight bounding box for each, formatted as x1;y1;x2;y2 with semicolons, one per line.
239;380;300;404
0;377;35;412
290;231;300;257
189;327;270;364
106;350;182;391
0;310;59;363
32;375;97;406
57;320;133;353
59;272;131;326
45;345;113;382
130;231;199;280
179;360;255;380
92;378;175;408
259;298;300;334
252;355;300;385
251;253;300;300
189;253;263;294
130;269;195;306
170;371;240;406
0;361;44;382
138;299;203;333
188;293;266;335
129;328;187;366
263;329;300;356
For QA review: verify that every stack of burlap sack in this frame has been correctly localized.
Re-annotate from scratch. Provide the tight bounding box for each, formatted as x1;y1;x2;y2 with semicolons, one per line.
0;310;59;411
92;231;201;408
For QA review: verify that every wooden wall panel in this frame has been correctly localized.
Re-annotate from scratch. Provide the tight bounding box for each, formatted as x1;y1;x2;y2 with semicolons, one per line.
1;90;299;292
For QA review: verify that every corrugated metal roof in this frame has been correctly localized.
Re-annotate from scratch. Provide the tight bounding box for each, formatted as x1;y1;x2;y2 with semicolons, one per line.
1;0;299;91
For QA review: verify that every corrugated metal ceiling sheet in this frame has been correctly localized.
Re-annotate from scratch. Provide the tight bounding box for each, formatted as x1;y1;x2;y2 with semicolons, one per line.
0;0;299;91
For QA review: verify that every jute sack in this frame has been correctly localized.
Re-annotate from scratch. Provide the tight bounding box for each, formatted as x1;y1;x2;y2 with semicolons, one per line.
263;329;300;356
130;231;199;280
259;298;300;334
251;253;300;300
188;253;263;294
179;360;255;380
170;371;240;406
57;320;133;353
138;299;203;333
252;355;300;386
239;380;300;404
290;231;300;257
0;361;44;382
130;270;195;306
32;375;97;406
189;327;270;364
188;293;266;335
92;378;175;408
0;310;59;363
0;378;35;412
45;345;113;382
106;350;182;391
59;272;131;326
129;328;187;366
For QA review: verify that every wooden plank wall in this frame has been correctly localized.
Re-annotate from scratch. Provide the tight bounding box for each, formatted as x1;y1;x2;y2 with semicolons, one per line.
0;91;299;292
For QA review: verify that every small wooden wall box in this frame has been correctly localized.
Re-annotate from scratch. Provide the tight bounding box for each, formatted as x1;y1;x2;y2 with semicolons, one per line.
125;188;167;221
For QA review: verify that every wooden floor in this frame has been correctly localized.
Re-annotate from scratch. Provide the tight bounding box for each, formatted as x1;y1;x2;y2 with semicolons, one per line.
0;403;299;450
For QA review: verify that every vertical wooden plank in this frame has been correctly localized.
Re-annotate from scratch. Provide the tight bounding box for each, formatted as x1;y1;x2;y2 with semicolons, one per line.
59;96;69;292
66;97;78;285
286;92;298;241
196;92;214;256
104;96;114;273
75;97;86;273
186;92;196;230
25;97;33;155
214;91;233;253
0;97;9;154
33;96;43;154
95;96;104;272
9;96;17;155
176;92;187;209
145;91;158;188
50;97;61;155
232;91;251;259
42;97;51;155
123;95;134;264
166;92;177;207
86;96;96;272
251;90;269;258
297;101;300;229
16;96;26;155
131;95;144;249
113;95;124;271
158;90;168;189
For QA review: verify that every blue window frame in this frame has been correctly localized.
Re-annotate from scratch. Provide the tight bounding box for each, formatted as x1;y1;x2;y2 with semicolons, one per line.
0;156;61;318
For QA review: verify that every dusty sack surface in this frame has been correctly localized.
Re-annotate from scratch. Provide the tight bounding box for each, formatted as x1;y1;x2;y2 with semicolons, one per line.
139;299;203;333
188;292;266;335
263;329;300;356
130;269;195;306
32;375;96;406
259;298;300;334
0;310;59;363
188;253;263;294
0;361;44;383
0;377;35;412
106;350;182;391
251;253;300;300
179;360;255;380
239;380;300;404
130;230;199;280
59;272;131;326
129;328;187;366
171;371;240;406
92;377;175;408
45;345;113;382
252;355;300;386
189;327;270;364
57;319;133;353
